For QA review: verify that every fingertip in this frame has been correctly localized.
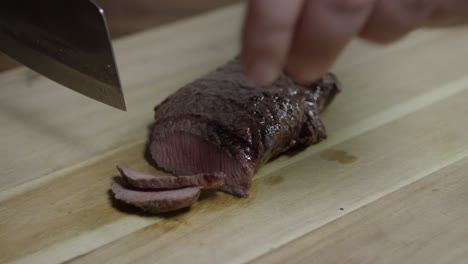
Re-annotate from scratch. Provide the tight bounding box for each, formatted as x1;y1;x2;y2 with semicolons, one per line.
285;62;326;84
243;57;282;85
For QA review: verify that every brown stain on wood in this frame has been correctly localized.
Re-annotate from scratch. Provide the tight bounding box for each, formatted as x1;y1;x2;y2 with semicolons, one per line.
320;149;358;164
263;176;285;186
148;189;255;233
156;215;190;232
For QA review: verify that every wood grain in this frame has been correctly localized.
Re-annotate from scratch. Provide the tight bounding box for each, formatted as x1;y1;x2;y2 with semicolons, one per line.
1;3;468;264
65;83;468;264
252;156;468;264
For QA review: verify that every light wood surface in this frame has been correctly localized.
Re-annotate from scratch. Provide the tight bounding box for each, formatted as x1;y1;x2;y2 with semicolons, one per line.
1;3;468;264
252;155;468;264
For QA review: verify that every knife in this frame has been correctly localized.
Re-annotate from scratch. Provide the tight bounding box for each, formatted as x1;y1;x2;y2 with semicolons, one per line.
0;0;126;111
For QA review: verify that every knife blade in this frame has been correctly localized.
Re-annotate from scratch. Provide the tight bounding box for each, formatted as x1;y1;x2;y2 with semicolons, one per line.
0;0;126;111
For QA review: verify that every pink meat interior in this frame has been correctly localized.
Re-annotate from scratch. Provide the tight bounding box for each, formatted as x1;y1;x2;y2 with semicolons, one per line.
150;132;254;197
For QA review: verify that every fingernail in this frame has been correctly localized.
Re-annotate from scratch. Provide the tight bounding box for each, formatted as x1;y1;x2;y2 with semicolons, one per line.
246;60;280;85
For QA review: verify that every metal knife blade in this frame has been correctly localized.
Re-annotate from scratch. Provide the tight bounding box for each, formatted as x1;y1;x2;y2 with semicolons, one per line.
0;0;126;111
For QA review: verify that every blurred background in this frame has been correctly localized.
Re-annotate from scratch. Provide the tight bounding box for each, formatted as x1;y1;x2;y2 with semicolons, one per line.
0;0;242;72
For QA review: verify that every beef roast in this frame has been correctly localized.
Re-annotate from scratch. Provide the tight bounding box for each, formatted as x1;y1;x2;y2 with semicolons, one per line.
111;182;200;214
149;58;341;198
117;165;224;189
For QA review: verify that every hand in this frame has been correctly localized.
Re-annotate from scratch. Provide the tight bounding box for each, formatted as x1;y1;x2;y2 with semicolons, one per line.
241;0;468;84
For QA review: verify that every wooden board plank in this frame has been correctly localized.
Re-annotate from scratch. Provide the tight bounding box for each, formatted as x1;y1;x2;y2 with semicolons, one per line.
2;70;468;264
1;3;468;264
252;156;468;264
62;83;468;264
0;5;243;192
1;3;467;192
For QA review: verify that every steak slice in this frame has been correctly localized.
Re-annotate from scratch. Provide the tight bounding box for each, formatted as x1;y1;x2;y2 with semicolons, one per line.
117;165;224;189
149;58;341;197
111;182;200;213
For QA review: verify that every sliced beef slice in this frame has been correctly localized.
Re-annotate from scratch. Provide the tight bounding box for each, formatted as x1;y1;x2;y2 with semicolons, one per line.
111;182;200;214
149;58;341;197
117;165;224;189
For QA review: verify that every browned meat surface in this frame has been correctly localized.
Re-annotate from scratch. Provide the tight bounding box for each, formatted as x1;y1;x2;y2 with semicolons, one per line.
110;58;341;214
150;58;341;197
111;182;201;213
117;165;224;189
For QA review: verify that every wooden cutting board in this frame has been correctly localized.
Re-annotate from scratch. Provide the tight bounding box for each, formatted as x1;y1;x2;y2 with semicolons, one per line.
1;4;468;264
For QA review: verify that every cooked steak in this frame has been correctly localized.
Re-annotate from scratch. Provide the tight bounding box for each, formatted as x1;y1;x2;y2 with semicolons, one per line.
111;183;200;214
117;165;224;189
149;58;341;197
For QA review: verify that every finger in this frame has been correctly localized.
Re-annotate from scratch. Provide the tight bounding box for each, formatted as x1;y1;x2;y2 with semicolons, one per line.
360;0;436;43
286;0;375;83
426;16;468;27
241;0;305;85
426;0;468;26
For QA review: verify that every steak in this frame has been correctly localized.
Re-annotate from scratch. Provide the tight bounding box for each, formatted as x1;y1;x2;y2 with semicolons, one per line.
117;165;224;190
149;58;341;198
111;183;200;214
110;58;341;214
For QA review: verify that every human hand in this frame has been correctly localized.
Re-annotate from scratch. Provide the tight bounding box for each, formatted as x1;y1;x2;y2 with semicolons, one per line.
241;0;468;84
